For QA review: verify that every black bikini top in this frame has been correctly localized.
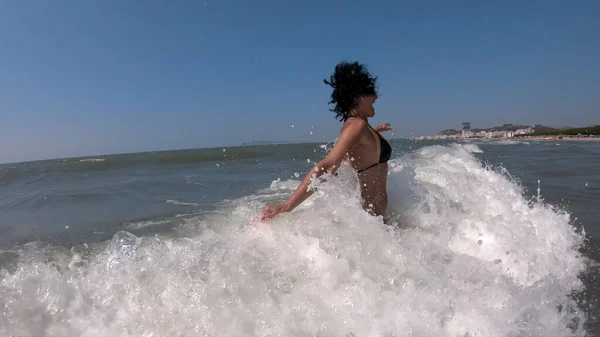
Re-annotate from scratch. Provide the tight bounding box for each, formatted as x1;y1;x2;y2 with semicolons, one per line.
356;125;392;173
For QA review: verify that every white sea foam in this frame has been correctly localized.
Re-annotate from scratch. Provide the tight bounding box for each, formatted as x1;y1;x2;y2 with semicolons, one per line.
123;219;172;230
489;140;531;146
166;199;200;206
453;142;484;153
0;144;588;336
79;158;106;163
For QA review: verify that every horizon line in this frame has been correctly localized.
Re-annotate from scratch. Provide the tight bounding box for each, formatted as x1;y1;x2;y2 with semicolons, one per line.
0;137;409;166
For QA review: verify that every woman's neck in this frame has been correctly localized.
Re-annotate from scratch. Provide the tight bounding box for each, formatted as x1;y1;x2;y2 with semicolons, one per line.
347;114;368;121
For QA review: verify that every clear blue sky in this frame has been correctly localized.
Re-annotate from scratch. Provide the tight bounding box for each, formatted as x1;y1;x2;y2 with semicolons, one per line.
1;0;599;163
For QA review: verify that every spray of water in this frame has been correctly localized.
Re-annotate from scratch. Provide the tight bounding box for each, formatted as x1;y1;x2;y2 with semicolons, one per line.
0;143;588;336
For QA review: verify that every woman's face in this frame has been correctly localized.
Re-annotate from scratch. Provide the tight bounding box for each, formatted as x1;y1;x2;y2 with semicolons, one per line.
355;94;378;118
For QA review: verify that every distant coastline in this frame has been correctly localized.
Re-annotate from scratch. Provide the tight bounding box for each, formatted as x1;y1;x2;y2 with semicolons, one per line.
513;135;600;141
414;123;600;141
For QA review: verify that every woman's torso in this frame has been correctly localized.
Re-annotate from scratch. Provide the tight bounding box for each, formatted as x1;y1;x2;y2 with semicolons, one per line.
341;119;390;216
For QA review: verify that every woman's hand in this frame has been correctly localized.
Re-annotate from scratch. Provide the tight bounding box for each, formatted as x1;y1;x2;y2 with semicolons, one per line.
261;203;290;220
375;122;393;132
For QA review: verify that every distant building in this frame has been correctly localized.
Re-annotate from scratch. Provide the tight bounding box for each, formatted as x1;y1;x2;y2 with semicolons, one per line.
420;122;536;141
461;122;472;138
515;127;534;135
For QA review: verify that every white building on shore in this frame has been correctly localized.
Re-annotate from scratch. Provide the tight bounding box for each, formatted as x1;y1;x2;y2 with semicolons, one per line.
416;124;535;140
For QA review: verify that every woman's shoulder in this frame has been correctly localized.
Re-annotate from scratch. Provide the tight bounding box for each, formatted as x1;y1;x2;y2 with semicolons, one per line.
338;118;369;146
341;117;368;132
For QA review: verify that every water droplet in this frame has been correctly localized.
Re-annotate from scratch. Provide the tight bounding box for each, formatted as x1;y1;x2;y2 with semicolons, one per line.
307;159;311;163
291;124;295;128
309;131;313;135
109;231;139;260
65;225;70;229
585;182;589;187
216;164;220;167
350;157;355;161
222;149;226;152
294;173;300;178
477;240;483;245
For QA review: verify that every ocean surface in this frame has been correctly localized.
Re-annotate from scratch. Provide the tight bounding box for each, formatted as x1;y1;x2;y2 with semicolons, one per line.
1;139;599;336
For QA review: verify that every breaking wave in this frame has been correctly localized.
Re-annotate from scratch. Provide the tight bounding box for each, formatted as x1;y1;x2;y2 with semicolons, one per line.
0;144;588;336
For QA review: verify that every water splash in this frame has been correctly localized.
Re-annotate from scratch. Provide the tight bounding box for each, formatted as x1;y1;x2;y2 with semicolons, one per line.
0;143;588;336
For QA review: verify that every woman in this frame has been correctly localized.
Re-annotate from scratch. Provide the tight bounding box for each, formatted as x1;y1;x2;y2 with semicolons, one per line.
261;61;392;220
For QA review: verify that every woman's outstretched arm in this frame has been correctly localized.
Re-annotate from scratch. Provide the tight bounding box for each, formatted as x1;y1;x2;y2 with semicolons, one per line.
261;118;366;220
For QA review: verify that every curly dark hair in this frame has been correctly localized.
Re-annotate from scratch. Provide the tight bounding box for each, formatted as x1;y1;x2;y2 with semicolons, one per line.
323;61;378;121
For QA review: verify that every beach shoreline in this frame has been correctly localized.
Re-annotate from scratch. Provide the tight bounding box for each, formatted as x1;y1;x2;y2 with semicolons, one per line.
412;136;600;142
513;136;600;142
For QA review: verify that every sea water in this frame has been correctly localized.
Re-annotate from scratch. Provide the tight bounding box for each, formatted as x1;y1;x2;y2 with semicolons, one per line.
0;140;597;336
